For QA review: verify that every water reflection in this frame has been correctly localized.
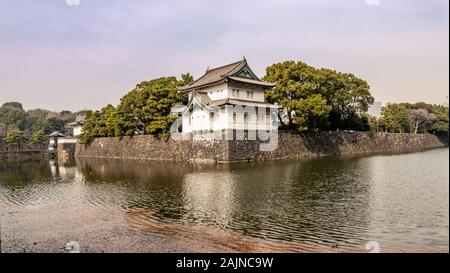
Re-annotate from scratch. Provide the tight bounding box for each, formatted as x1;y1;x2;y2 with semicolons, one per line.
71;158;378;246
0;148;448;250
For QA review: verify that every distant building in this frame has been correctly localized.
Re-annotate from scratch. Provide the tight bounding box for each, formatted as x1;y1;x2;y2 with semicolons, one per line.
66;113;85;137
49;113;84;152
368;102;382;118
48;131;65;151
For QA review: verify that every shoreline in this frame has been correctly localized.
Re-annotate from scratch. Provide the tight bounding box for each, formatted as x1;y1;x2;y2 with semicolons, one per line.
75;131;449;164
74;145;450;165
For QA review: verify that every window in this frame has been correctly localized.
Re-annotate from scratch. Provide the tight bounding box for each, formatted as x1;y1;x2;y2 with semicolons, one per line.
236;90;240;97
232;89;236;97
251;92;254;99
233;113;236;122
246;91;250;99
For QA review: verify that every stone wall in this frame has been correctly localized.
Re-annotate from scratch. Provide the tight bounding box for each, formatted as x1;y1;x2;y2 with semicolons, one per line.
76;135;228;163
57;142;77;161
228;131;449;162
75;131;448;163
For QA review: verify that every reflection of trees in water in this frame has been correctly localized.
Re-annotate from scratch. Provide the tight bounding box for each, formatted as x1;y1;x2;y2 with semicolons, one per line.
76;158;198;217
76;157;373;246
0;160;52;186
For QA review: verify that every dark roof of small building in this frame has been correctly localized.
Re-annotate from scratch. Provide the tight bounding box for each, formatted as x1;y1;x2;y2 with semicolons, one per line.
177;58;275;92
66;121;82;127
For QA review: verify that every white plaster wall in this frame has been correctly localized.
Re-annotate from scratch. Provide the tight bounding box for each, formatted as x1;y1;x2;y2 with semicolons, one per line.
73;126;82;137
198;83;229;101
227;85;265;102
197;83;266;102
226;106;273;131
182;106;276;133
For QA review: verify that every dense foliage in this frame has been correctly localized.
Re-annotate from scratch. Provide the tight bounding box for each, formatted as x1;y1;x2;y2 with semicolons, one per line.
79;75;192;143
371;102;449;134
263;61;374;131
4;130;28;151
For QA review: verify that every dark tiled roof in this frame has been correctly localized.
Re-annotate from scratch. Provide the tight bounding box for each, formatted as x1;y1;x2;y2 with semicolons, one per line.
177;59;274;91
197;92;213;104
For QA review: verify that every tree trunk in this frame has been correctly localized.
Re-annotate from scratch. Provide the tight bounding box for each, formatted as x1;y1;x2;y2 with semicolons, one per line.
287;110;293;129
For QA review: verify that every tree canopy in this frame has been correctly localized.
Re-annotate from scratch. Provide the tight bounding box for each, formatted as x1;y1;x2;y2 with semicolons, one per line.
31;129;47;148
376;102;448;134
79;74;192;143
4;130;28;151
263;61;374;131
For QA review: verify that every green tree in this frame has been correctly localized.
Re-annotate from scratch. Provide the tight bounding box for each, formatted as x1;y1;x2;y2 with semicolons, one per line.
4;130;28;151
263;61;317;129
263;61;374;131
181;73;194;84
292;94;332;130
380;103;409;133
379;102;448;134
0;106;30;131
31;129;47;149
78;110;98;144
368;115;380;132
46;118;66;133
79;74;192;143
429;105;449;133
117;76;189;135
78;106;124;144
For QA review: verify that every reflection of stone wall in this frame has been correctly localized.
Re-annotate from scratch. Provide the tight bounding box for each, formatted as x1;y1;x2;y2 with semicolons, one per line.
0;151;49;160
76;132;449;163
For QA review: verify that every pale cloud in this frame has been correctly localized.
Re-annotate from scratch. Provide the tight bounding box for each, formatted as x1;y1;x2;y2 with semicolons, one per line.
65;0;80;6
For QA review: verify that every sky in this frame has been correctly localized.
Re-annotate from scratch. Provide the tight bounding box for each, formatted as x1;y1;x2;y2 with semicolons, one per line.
0;0;448;111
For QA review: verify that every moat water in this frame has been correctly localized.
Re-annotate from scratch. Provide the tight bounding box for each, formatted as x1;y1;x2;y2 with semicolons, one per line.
0;148;448;252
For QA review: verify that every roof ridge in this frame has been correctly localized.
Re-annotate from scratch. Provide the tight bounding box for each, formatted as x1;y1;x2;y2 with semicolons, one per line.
179;59;246;90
